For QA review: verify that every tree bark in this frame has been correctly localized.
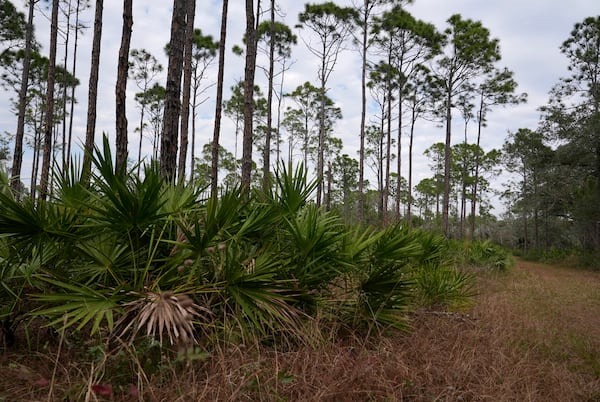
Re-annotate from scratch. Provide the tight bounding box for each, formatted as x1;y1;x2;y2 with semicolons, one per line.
61;0;71;171
67;0;82;171
10;0;35;195
442;89;452;236
161;0;187;181
115;0;132;173
262;0;275;190
211;0;228;198
407;105;416;227
178;0;196;181
82;0;103;183
396;77;403;221
241;0;258;193
470;92;485;239
39;0;59;200
357;0;369;224
316;69;325;207
384;62;392;226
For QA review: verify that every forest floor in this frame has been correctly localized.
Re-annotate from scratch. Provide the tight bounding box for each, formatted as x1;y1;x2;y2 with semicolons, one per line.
1;259;600;401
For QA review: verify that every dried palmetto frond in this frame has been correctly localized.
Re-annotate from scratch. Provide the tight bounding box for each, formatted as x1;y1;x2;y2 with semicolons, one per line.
117;290;209;347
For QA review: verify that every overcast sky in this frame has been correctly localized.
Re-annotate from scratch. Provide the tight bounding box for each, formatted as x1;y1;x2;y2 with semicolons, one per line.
1;0;597;213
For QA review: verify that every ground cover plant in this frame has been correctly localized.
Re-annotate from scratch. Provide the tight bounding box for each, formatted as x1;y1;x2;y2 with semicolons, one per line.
0;141;482;400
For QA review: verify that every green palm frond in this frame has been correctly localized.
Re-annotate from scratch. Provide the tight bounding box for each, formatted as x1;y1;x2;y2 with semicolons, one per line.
342;224;424;331
31;277;124;335
342;225;383;262
369;224;423;264
212;243;306;338
413;230;448;267
282;205;348;290
262;162;319;215
71;238;133;286
413;265;476;309
87;137;168;235
0;192;79;243
178;187;246;256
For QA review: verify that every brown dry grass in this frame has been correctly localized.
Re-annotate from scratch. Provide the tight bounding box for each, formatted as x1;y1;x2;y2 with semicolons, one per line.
2;259;600;401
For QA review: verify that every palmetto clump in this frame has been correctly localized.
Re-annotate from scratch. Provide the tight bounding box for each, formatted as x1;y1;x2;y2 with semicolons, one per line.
117;291;208;347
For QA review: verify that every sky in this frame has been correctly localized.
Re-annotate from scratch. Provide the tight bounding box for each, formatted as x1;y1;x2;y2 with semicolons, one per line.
1;0;598;214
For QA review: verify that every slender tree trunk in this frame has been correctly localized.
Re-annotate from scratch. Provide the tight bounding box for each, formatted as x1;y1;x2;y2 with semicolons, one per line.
211;0;228;198
470;93;485;239
275;58;287;169
396;77;403;221
67;0;81;171
241;0;258;193
10;0;36;194
357;0;368;223
136;106;145;175
407;105;416;227
533;172;540;250
596;131;600;249
115;0;132;172
459;123;468;240
384;71;392;226
31;125;41;199
303;114;308;169
287;131;292;166
378;112;384;218
161;0;187;181
262;0;275;190
442;88;453;236
190;73;198;182
317;70;326;207
39;0;60;200
61;0;71;171
326;160;332;211
178;0;196;181
82;0;103;183
522;167;529;253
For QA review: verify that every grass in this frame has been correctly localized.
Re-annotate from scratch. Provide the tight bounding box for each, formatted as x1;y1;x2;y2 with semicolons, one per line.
2;258;600;401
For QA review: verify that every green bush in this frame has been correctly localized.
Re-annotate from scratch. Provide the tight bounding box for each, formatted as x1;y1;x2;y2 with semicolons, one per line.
412;265;475;310
0;142;479;354
456;240;514;271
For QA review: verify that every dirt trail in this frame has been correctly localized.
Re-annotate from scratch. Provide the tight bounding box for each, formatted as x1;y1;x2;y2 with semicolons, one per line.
470;258;600;400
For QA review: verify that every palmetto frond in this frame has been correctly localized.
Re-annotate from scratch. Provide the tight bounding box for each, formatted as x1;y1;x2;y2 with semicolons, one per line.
117;290;209;347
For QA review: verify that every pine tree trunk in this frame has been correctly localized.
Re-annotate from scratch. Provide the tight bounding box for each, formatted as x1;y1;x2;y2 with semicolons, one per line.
396;78;403;221
82;0;103;183
39;0;59;200
408;106;416;228
31;126;41;200
67;0;82;171
470;94;485;239
161;0;187;181
241;0;258;193
211;0;228;198
357;0;368;224
317;74;325;207
384;59;393;226
262;0;275;190
10;0;35;195
178;0;196;181
442;90;453;236
61;0;71;171
115;0;132;172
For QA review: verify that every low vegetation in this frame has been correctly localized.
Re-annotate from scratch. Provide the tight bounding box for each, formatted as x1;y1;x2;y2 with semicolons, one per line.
3;144;596;401
0;142;487;400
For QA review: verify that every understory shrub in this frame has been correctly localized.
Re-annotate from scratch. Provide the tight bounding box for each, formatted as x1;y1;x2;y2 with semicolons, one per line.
0;141;477;376
453;239;514;271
